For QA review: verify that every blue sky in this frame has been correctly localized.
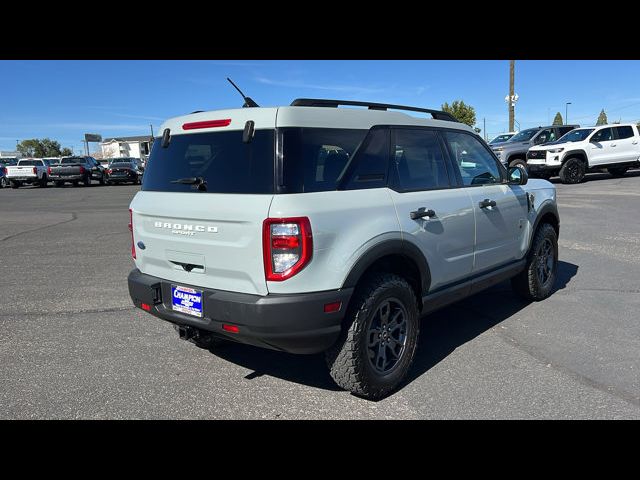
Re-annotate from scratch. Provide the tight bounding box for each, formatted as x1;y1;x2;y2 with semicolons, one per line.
1;60;639;153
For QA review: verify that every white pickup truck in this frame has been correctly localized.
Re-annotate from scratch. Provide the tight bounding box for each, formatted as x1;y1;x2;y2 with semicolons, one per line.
527;123;640;183
5;159;50;188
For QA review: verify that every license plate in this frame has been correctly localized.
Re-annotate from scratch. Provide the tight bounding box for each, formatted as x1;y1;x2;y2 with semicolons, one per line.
171;285;203;318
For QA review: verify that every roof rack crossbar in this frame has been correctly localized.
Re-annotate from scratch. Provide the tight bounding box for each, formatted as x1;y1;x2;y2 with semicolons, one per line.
290;98;459;122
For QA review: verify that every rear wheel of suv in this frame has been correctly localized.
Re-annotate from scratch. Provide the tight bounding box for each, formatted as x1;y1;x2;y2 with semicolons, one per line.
325;273;420;400
99;173;106;185
0;177;7;188
559;157;585;184
511;223;558;301
608;166;629;177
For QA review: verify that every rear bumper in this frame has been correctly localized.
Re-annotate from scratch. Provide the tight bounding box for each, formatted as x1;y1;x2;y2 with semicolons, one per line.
127;269;353;354
7;176;38;182
49;174;83;181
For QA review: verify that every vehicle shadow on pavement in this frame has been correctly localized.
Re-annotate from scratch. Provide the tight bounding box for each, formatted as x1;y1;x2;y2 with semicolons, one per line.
403;260;579;390
207;261;579;397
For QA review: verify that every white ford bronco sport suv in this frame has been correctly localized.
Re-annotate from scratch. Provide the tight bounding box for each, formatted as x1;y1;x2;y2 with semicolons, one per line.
128;98;560;399
526;123;640;183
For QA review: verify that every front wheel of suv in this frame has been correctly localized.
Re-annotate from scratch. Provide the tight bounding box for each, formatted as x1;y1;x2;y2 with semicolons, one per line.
325;273;420;400
509;158;527;171
511;223;558;301
559;157;585;184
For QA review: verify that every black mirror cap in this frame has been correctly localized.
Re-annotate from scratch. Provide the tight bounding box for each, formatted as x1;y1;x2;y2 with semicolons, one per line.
508;165;528;185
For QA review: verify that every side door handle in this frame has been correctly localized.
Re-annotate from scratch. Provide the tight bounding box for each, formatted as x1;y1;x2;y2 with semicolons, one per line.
479;199;497;208
410;208;436;220
611;144;617;147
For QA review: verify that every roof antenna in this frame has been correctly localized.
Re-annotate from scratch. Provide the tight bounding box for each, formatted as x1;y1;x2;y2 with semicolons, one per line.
226;77;259;108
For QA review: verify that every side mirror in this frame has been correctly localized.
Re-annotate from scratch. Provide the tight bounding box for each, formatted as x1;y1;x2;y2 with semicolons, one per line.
508;165;528;185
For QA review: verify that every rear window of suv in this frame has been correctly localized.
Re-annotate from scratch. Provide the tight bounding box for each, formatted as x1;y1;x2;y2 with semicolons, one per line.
142;130;275;194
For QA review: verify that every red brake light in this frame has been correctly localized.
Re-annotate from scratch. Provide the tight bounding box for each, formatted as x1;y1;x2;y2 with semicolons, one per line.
33;167;37;175
79;166;85;174
107;169;112;174
182;119;231;130
263;217;312;281
129;208;136;259
324;301;342;313
141;303;151;312
47;166;51;175
222;324;239;333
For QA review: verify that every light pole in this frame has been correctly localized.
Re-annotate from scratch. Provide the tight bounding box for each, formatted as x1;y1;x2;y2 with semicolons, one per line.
565;102;572;125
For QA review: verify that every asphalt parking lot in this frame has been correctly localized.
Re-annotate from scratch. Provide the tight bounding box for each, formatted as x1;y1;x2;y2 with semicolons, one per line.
1;173;639;419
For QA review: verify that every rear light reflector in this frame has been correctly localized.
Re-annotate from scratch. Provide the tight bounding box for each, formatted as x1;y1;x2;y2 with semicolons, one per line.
263;217;312;281
182;119;231;130
222;324;239;333
79;166;85;174
141;303;151;311
47;166;52;175
32;167;37;174
129;208;136;259
324;301;342;313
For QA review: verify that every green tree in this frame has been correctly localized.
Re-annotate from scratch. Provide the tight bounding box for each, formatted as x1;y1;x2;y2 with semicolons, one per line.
16;138;65;157
596;109;608;126
60;147;72;156
441;100;476;127
552;112;563;125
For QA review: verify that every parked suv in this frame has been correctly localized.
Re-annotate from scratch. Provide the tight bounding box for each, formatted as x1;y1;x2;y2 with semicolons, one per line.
493;124;579;169
527;124;640;183
128;98;560;399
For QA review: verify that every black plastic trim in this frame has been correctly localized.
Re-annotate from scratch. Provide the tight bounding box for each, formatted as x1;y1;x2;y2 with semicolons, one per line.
342;238;431;295
532;201;560;240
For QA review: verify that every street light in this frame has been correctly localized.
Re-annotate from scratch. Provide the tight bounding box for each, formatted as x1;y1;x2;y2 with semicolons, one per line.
565;102;572;125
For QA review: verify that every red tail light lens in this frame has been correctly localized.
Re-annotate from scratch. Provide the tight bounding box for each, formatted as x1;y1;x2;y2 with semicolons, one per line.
79;166;85;174
222;324;239;333
107;169;112;174
33;167;37;174
129;208;136;259
141;303;151;312
182;119;231;130
263;217;312;281
47;167;52;175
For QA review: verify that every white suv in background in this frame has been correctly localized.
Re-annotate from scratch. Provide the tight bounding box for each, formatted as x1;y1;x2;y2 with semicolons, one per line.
527;124;640;183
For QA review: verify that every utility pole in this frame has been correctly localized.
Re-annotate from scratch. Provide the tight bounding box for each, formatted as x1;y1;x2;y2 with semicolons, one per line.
509;60;515;132
483;117;487;141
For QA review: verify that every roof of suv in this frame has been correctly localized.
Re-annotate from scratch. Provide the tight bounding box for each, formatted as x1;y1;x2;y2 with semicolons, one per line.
159;99;476;136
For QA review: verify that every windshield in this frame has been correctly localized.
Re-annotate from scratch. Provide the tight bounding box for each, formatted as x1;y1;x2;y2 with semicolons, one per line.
490;134;513;144
142;130;275;194
508;128;539;142
557;128;594;143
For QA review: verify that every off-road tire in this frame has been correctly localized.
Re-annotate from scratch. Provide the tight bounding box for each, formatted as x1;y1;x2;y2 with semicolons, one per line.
0;177;7;188
559;157;585;184
325;273;420;400
511;223;558;301
608;166;628;178
508;158;527;170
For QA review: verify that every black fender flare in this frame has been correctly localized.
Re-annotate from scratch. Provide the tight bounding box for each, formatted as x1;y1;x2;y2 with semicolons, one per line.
562;149;588;166
342;239;431;295
532;200;560;242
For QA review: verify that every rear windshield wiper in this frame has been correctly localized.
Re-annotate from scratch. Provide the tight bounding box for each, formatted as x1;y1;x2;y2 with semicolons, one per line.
170;176;207;191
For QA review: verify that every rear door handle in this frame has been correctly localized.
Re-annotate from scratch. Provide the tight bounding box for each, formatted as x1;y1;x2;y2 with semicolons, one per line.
479;199;497;208
410;208;436;220
611;144;617;147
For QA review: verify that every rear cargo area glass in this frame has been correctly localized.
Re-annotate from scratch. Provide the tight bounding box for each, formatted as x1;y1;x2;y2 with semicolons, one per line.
142;130;275;194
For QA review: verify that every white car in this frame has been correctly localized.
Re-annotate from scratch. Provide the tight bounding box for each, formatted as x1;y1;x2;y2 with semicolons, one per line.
527;124;640;183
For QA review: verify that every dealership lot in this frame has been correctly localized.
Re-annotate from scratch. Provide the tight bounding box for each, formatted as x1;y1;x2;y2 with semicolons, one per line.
0;174;639;419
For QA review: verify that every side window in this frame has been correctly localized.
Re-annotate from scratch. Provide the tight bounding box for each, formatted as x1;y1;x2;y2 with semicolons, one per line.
534;128;555;144
614;126;634;139
444;130;503;186
343;128;389;190
558;126;574;137
591;128;613;142
389;129;450;191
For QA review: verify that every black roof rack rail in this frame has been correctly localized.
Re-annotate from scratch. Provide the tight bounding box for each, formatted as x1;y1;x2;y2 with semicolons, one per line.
290;98;459;122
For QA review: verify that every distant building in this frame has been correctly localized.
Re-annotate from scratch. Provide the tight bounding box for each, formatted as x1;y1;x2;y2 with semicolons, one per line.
100;135;153;160
0;150;21;158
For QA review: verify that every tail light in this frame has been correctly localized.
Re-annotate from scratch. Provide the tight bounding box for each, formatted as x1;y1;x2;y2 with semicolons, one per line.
107;169;112;174
263;217;312;281
129;208;136;259
79;166;85;174
47;167;51;175
32;167;37;174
